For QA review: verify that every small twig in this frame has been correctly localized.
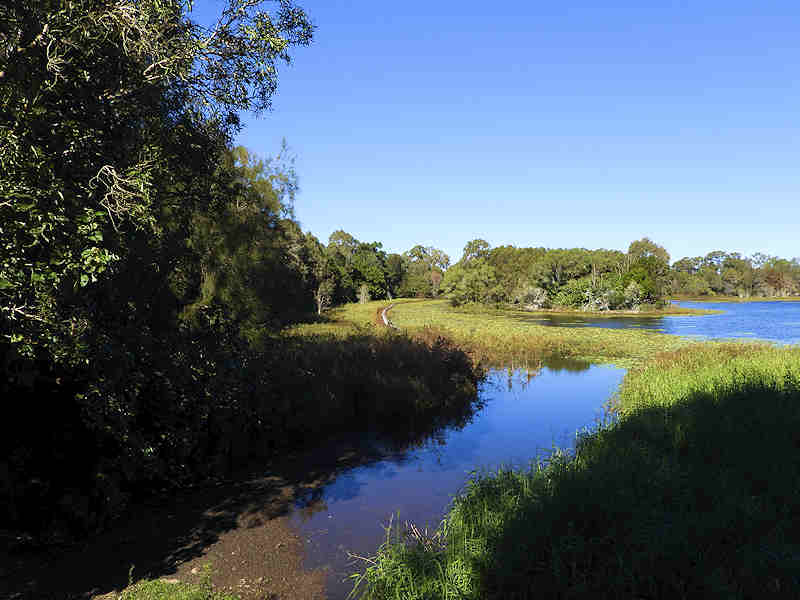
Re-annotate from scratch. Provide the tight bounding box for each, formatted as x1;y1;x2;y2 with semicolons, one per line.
346;551;377;565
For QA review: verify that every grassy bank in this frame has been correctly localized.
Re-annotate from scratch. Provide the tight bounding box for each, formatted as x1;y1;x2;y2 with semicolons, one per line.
352;343;800;599
373;298;697;367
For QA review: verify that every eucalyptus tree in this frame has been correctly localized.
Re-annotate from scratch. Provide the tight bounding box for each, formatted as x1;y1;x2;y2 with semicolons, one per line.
1;0;313;361
385;253;407;299
461;238;491;263
628;237;671;265
402;244;451;296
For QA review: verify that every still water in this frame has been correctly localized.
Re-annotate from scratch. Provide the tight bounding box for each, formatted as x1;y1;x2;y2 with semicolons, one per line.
288;301;799;597
289;360;625;598
513;300;800;345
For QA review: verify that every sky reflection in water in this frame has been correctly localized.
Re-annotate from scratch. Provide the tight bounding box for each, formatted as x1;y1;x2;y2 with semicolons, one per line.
289;361;624;598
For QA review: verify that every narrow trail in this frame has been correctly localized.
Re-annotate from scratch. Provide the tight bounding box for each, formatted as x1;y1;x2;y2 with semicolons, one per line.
381;303;398;329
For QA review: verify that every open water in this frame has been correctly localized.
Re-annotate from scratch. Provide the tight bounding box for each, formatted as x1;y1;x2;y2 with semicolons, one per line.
514;300;800;345
290;360;624;597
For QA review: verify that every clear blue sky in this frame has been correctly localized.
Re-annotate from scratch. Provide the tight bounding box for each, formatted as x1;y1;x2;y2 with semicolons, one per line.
193;0;800;264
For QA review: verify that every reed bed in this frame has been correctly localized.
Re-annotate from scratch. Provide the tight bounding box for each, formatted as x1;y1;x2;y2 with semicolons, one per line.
453;301;718;318
383;299;697;367
352;343;800;599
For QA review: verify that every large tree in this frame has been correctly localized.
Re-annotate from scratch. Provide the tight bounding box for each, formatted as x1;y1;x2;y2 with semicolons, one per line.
1;0;312;359
0;0;314;533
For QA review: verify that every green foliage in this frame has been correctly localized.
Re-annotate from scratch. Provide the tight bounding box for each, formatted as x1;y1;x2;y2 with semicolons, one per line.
118;566;239;600
0;0;326;539
443;239;677;310
445;260;501;306
394;245;450;298
627;236;670;264
461;238;490;263
551;278;593;308
184;145;310;340
623;255;668;303
1;0;312;359
670;251;800;298
325;231;394;302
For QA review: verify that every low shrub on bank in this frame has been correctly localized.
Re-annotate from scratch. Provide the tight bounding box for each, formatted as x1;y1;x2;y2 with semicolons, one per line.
352;343;800;599
1;306;481;540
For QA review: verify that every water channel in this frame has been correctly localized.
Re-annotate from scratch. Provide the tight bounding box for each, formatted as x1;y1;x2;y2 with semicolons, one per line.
289;300;800;597
290;359;625;598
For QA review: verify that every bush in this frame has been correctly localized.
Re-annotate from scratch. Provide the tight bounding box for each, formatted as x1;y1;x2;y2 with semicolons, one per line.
552;279;593;308
2;320;481;541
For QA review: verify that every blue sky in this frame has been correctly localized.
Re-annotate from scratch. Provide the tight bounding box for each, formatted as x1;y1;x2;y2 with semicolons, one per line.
193;1;800;264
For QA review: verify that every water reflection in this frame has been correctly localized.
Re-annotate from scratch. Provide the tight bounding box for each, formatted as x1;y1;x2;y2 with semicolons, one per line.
290;361;624;599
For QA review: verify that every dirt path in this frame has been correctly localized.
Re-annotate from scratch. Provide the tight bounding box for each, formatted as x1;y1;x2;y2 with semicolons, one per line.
380;303;397;329
2;435;393;600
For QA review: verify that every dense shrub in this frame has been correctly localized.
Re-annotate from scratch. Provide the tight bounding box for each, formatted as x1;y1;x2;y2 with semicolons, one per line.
1;321;480;539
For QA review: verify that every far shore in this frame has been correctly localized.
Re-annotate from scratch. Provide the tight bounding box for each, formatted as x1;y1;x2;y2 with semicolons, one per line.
453;302;720;318
670;295;800;303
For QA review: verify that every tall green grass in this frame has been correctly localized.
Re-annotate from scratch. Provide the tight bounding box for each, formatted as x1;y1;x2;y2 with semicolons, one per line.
352;343;800;599
382;299;696;367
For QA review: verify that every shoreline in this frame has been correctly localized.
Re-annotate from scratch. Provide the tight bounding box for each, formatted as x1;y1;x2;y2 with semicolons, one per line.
449;301;720;319
669;295;800;303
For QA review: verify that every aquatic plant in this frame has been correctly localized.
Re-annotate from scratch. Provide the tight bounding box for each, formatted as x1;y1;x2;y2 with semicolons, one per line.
381;298;699;367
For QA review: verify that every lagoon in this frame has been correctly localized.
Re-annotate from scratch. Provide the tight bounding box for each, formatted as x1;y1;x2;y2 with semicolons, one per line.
289;360;624;598
512;300;800;345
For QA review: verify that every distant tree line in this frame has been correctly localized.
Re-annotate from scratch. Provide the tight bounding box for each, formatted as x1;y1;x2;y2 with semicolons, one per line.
670;251;800;298
438;238;800;310
441;237;672;310
302;233;451;312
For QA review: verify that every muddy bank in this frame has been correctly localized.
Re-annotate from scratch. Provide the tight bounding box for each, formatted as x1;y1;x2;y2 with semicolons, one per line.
1;434;411;600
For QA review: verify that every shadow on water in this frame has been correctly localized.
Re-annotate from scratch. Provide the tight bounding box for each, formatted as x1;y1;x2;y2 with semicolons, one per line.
1;403;485;599
2;357;624;600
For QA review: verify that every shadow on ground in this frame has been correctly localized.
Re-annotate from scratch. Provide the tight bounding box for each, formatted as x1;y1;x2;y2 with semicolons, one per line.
0;433;413;600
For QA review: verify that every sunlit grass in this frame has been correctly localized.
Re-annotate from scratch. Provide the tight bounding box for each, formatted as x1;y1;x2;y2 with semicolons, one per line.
380;298;699;367
284;300;400;338
453;301;719;317
614;342;800;413
111;568;239;600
